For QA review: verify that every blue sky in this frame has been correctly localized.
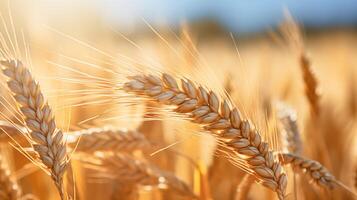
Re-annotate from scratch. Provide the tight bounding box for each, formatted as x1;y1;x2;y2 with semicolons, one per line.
97;0;357;33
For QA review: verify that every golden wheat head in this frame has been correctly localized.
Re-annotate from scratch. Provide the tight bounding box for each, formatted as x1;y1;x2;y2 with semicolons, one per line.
0;59;68;199
124;73;287;199
68;127;151;153
278;152;337;190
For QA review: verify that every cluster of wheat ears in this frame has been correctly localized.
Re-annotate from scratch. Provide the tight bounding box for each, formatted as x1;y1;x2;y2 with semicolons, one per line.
0;11;356;200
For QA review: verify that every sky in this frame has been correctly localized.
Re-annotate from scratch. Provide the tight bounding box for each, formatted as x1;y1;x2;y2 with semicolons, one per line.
97;0;357;33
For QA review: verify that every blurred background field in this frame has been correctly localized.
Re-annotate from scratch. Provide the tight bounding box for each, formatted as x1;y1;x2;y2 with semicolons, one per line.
0;0;357;200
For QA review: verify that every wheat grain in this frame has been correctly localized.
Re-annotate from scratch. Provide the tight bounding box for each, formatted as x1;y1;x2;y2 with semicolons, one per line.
68;127;151;153
0;155;21;200
124;73;287;199
86;153;195;198
277;153;337;190
0;59;68;199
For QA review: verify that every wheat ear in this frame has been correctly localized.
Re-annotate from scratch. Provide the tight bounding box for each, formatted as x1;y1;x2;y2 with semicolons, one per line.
87;153;195;198
68;127;151;153
277;153;337;189
300;55;320;116
0;123;151;153
124;73;287;199
277;103;303;155
0;59;68;199
0;155;21;200
281;18;320;116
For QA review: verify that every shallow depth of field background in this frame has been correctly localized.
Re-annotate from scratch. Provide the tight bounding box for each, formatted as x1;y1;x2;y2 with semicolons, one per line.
0;0;357;200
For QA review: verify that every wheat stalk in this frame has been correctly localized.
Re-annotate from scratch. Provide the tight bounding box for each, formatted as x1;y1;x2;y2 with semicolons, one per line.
112;183;138;200
355;165;357;190
124;73;287;199
347;69;357;119
234;174;254;200
68;127;151;153
0;155;21;200
277;153;337;190
86;153;195;198
0;59;68;199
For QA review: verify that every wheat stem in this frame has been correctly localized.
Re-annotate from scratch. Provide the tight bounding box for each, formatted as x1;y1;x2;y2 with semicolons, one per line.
234;174;254;200
355;165;357;190
0;155;21;200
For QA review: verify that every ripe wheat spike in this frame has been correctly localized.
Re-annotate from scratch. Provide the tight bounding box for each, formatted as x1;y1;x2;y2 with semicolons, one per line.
300;55;320;116
124;73;287;199
277;103;303;155
0;123;151;153
277;153;337;189
68;127;151;153
281;17;320;116
0;59;69;199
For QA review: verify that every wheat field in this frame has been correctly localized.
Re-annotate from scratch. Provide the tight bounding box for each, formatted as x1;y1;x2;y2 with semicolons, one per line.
0;1;356;200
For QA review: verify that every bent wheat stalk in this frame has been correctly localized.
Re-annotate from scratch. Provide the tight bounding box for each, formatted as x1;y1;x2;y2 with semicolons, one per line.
0;60;68;199
86;153;195;198
277;153;337;189
124;73;287;199
68;127;151;153
0;155;21;200
235;174;255;200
